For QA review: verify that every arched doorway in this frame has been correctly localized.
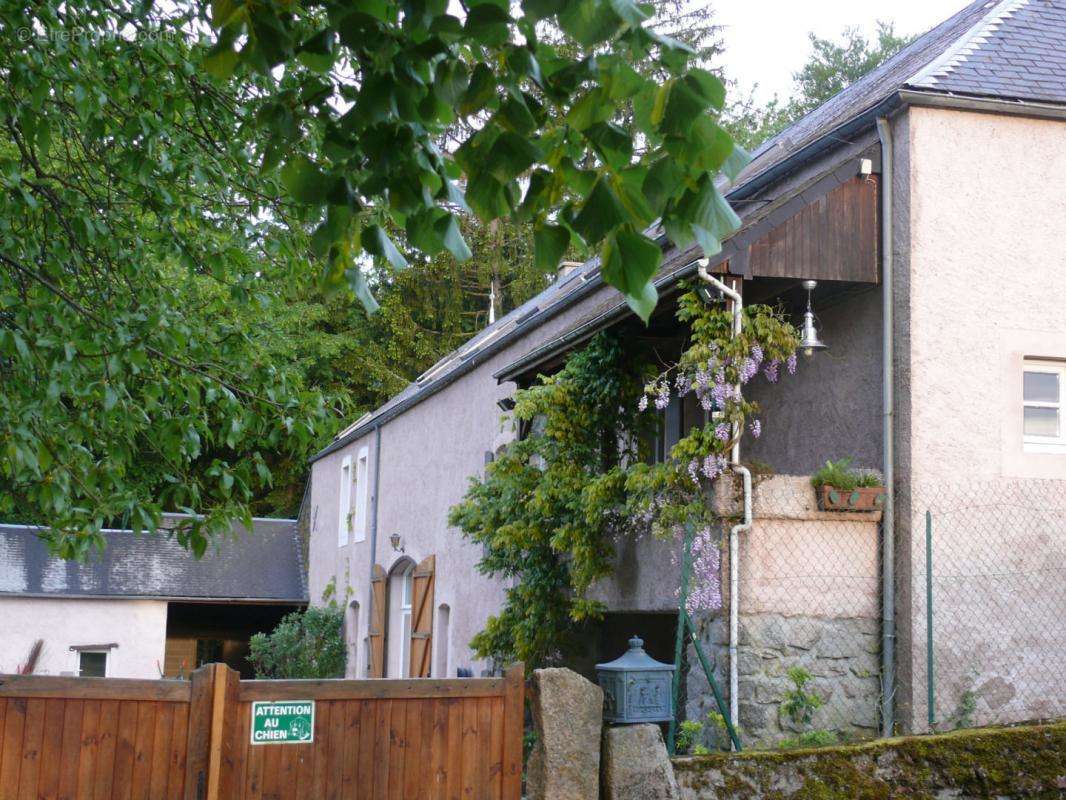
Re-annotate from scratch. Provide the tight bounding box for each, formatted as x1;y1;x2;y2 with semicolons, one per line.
387;559;416;678
368;555;436;678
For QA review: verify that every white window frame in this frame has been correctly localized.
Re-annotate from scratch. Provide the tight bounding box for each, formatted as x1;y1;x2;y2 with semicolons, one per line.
398;564;414;679
338;455;352;547
1023;360;1066;454
352;447;369;543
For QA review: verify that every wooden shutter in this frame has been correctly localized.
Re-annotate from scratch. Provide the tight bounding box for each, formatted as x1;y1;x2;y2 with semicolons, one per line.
368;564;387;678
408;555;435;678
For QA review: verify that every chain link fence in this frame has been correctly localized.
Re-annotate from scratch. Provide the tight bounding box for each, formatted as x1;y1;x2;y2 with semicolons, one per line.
679;476;1066;753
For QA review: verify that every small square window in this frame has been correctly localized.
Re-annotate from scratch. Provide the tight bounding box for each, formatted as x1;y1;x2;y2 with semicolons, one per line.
78;651;107;677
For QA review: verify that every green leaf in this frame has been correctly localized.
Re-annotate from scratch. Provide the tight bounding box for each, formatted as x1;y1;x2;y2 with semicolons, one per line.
601;225;661;322
461;64;497;115
346;267;380;314
297;30;335;73
721;141;751;182
583;122;632;170
485;132;541;183
465;3;511;46
522;0;566;21
606;0;650;26
664;177;742;258
361;224;408;270
571;178;627;246
280;156;329;205
466;173;515;220
203;44;239;80
434;60;469;106
558;0;622;46
565;88;611;131
533;223;570;272
642;157;684;212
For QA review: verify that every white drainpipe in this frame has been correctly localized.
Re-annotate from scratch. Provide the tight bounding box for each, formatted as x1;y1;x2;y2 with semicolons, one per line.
697;259;752;749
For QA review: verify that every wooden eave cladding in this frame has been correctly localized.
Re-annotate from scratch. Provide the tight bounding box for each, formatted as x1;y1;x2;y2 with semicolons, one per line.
739;175;879;283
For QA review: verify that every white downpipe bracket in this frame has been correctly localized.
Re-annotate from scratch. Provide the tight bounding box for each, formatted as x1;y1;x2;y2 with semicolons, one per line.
696;259;750;749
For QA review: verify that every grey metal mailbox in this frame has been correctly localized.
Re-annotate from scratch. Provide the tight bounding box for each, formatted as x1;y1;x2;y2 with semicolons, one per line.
596;636;675;724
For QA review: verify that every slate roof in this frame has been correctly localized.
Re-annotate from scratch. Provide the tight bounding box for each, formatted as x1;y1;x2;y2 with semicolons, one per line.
0;515;307;602
908;0;1066;103
314;0;1066;461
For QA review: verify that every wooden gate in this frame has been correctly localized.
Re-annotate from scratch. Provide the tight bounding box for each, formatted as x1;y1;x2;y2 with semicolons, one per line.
0;663;523;800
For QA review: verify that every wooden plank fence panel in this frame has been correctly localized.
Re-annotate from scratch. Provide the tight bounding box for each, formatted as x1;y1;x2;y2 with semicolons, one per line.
57;698;84;800
0;663;524;800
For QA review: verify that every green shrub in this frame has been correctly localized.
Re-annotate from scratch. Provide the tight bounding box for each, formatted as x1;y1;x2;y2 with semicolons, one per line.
247;605;346;679
810;458;882;490
782;666;824;727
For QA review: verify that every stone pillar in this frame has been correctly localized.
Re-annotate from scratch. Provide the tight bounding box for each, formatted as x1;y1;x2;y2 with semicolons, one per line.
602;724;679;800
527;668;603;800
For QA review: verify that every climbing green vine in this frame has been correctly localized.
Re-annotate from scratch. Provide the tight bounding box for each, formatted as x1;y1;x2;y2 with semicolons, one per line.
450;287;799;667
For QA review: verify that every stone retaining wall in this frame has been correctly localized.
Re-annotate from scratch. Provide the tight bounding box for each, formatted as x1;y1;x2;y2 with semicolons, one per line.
673;721;1066;799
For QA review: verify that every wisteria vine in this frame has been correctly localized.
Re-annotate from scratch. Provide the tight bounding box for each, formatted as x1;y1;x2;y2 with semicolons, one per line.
626;287;800;612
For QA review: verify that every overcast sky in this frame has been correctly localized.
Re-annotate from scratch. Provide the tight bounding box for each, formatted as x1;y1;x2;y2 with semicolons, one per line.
715;0;972;102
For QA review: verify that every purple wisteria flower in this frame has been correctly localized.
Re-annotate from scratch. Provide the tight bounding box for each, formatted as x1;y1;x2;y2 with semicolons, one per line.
687;458;701;484
675;373;692;396
786;353;798;375
750;344;764;364
739;357;759;384
749;419;762;438
638;394;648;412
686;527;723;613
701;454;728;480
763;359;780;383
654;382;670;411
715;423;730;442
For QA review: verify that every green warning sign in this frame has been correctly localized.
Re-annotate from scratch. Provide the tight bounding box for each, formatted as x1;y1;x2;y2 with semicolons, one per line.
250;700;315;745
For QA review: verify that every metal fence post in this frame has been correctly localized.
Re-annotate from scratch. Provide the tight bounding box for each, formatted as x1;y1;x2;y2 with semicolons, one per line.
926;510;935;729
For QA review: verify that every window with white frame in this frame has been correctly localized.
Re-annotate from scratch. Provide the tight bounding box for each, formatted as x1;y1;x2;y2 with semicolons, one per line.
338;455;352;547
398;564;414;679
1023;360;1066;453
352;447;369;543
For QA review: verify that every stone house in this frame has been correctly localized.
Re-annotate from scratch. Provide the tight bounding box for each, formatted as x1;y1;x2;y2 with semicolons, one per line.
0;515;307;679
307;0;1066;743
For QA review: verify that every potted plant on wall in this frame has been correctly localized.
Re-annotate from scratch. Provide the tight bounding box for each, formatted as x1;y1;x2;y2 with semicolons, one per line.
811;458;885;512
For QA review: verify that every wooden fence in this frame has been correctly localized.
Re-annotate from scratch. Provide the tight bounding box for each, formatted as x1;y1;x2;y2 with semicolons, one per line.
0;663;524;800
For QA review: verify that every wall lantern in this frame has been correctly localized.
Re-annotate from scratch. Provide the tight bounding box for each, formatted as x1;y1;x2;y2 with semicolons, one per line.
389;532;404;552
799;279;828;358
596;636;676;724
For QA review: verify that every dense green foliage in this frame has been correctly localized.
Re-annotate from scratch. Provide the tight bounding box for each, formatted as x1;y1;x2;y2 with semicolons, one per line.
451;290;799;666
1;0;747;550
449;333;654;665
248;605;346;679
0;4;330;556
209;0;750;323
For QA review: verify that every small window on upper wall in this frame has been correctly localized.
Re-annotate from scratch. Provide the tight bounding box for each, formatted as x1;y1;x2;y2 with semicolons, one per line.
78;650;108;677
353;447;369;543
339;455;352;547
1023;360;1066;453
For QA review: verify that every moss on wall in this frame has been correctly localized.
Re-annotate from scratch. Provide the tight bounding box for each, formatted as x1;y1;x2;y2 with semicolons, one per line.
672;721;1066;799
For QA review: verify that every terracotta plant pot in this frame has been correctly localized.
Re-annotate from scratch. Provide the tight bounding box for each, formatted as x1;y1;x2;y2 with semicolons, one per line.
818;485;886;512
